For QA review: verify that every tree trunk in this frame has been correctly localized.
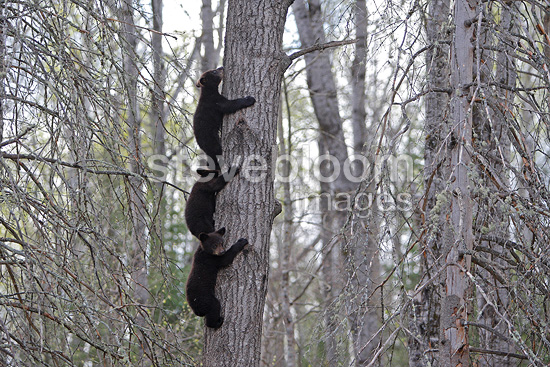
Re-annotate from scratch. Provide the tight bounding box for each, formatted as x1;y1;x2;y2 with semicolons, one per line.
351;0;367;155
292;0;356;363
348;1;382;365
317;138;342;365
278;81;298;367
410;0;450;366
440;0;477;365
474;3;514;366
121;0;150;362
200;0;217;70
151;0;166;158
203;1;292;366
292;0;351;180
347;197;381;367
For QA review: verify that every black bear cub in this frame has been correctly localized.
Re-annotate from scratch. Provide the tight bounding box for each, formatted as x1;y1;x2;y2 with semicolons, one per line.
184;167;239;238
193;67;255;169
186;227;248;328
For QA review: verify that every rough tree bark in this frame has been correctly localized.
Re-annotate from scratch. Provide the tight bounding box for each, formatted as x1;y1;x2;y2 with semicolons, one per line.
409;0;450;366
202;1;293;366
439;0;477;365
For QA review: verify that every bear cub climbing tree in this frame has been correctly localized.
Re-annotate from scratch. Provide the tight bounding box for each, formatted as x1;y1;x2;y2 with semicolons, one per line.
184;67;255;329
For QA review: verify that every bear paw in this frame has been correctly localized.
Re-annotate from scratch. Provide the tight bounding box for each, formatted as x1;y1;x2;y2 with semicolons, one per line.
206;314;224;329
213;316;224;329
236;238;249;251
244;96;256;107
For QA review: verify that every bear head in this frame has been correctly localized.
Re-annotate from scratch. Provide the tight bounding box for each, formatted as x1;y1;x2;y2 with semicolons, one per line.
196;67;224;88
198;227;226;255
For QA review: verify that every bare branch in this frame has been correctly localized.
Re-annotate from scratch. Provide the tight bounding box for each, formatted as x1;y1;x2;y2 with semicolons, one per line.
287;39;357;61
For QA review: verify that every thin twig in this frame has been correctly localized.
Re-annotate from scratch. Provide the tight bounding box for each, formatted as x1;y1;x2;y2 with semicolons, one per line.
0;126;35;148
0;153;189;195
105;17;178;40
288;39;357;61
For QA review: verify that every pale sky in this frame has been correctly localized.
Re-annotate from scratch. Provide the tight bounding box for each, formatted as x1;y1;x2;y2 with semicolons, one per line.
163;0;202;36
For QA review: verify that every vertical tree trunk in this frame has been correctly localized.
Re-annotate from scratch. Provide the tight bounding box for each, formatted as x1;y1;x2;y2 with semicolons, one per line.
200;0;217;70
278;81;298;367
121;0;150;361
292;0;356;363
474;3;514;366
317;139;341;364
492;9;514;365
440;0;476;365
148;0;167;301
410;0;450;366
203;1;292;366
151;0;165;158
347;200;381;367
351;0;367;154
348;1;382;365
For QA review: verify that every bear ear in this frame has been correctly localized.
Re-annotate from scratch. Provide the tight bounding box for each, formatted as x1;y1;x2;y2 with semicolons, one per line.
216;227;226;236
196;78;205;88
199;232;210;242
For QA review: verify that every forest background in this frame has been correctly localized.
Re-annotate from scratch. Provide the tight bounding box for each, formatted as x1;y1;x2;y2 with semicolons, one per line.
1;0;550;366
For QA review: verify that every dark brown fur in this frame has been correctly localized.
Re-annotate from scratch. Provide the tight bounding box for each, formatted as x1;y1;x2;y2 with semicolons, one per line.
193;67;255;169
186;227;248;329
184;167;239;238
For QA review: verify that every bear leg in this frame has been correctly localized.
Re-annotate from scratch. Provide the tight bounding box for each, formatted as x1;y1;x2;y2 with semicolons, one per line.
201;138;222;171
205;297;224;329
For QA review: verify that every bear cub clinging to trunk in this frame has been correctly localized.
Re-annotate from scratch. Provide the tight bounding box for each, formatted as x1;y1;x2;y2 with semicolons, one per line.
186;227;248;329
184;167;239;238
193;67;255;169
